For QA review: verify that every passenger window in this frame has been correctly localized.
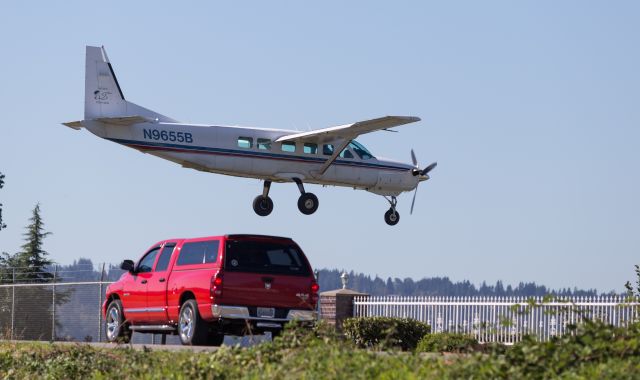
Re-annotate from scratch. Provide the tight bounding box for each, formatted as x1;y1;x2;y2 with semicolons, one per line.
323;144;334;155
137;247;160;273
154;243;175;272
177;240;220;265
340;149;354;159
257;138;271;150
281;142;296;153
303;143;318;154
237;137;253;149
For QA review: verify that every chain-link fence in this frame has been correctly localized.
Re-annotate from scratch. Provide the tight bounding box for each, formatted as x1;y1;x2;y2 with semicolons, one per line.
0;263;186;344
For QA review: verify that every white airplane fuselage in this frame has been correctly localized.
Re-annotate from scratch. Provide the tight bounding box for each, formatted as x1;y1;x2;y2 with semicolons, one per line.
83;120;419;196
65;46;434;225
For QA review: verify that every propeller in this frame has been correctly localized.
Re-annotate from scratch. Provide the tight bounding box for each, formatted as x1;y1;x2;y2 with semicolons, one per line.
410;149;437;214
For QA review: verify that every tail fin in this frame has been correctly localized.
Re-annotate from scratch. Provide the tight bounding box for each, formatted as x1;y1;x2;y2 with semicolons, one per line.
84;46;176;122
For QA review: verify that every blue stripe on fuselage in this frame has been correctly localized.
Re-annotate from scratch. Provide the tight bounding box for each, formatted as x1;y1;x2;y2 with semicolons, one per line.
105;137;409;172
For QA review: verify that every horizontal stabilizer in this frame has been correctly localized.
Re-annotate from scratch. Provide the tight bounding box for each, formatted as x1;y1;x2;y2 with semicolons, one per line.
62;121;83;130
95;116;151;126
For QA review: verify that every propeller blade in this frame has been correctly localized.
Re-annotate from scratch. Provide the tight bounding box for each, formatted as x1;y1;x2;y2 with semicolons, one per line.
410;186;418;215
411;149;418;167
421;162;437;175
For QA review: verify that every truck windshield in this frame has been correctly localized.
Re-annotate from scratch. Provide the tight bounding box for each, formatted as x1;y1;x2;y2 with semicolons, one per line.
225;240;310;276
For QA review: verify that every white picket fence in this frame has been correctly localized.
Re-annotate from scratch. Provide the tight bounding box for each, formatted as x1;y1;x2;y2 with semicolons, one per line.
353;296;640;344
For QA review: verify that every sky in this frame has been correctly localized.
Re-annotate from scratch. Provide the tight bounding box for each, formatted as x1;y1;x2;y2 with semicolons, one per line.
0;1;638;292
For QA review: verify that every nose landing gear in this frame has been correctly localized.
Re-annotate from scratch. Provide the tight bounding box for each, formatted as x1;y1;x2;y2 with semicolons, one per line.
383;196;400;226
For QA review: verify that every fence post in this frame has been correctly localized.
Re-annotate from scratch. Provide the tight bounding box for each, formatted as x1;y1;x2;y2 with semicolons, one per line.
52;265;56;341
98;263;105;342
10;268;15;340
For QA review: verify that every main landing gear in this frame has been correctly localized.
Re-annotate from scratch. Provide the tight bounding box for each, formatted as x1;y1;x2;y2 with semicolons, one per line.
252;179;319;217
252;181;274;216
383;196;400;226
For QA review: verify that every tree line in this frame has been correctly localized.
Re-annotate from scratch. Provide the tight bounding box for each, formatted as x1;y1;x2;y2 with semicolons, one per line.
316;269;600;297
0;190;605;296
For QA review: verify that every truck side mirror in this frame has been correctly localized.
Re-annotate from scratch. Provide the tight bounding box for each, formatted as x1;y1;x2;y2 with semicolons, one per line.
120;259;135;273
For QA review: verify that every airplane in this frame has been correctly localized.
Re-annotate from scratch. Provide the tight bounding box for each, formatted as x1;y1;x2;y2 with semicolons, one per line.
63;46;436;225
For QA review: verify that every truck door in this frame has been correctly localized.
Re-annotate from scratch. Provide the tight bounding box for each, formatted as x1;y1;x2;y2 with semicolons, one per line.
122;246;160;323
145;242;176;323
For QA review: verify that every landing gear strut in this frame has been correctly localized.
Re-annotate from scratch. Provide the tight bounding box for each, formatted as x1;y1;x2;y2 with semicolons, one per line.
383;196;400;226
294;178;319;215
253;180;274;216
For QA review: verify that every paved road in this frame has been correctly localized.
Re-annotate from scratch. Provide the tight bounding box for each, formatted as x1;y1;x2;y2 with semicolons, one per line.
11;340;222;352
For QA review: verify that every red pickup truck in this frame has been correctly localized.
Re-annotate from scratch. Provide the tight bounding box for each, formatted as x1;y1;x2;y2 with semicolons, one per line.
103;234;319;345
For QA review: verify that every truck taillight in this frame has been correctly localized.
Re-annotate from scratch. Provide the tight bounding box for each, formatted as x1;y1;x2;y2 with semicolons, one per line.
211;272;223;298
310;281;319;305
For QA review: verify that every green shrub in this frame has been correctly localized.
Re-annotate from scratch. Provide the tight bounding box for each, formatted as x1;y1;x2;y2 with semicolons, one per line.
416;333;479;353
343;317;430;351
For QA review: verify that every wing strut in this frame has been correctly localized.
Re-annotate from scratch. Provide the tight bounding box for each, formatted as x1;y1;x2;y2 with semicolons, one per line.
318;139;351;175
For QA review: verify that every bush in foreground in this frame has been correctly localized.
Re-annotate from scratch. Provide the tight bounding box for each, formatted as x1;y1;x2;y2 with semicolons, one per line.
3;319;640;379
343;316;431;351
416;332;479;353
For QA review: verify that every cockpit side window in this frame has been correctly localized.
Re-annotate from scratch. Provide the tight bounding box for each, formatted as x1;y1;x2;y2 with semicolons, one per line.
339;149;354;159
322;144;334;156
349;140;374;160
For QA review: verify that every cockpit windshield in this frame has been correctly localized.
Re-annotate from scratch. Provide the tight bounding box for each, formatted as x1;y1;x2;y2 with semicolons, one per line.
349;140;375;160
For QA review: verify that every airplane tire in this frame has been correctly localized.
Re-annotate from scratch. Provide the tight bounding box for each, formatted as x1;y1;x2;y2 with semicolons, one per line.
298;193;319;215
253;196;274;216
384;208;400;226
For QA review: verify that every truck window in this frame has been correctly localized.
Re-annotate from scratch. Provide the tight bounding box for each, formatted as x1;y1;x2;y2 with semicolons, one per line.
225;240;310;276
177;240;219;266
137;247;160;273
155;243;175;272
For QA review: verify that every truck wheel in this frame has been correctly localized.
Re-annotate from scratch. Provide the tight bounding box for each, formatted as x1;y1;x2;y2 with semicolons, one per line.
208;332;225;346
105;299;131;343
178;299;208;345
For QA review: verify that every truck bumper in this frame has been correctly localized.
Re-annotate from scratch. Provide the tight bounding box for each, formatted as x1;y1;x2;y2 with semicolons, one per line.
211;304;316;326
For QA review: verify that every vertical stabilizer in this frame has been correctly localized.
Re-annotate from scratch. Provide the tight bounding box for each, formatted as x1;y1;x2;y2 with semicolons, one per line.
84;46;177;122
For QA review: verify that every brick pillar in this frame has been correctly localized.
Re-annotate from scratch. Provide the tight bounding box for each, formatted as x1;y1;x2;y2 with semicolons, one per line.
319;289;368;331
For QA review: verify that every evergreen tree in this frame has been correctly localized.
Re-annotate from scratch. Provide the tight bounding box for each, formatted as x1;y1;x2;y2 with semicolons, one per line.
12;204;53;282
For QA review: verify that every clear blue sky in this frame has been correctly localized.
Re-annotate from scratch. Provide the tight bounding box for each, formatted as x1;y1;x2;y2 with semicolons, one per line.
1;2;638;292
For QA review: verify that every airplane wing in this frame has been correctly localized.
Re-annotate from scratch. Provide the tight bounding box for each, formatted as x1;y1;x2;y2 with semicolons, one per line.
274;116;420;143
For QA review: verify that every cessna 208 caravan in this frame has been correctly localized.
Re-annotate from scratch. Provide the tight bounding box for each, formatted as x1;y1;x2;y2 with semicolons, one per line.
64;46;436;225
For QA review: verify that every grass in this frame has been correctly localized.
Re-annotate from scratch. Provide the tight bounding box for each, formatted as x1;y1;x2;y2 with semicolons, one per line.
2;320;640;379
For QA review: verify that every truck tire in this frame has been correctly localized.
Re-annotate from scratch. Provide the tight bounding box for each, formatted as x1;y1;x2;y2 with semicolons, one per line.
208;332;225;346
105;299;131;343
178;299;208;345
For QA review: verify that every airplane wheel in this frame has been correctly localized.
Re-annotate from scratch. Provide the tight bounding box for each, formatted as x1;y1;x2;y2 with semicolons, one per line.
297;193;319;215
253;196;274;216
384;208;400;226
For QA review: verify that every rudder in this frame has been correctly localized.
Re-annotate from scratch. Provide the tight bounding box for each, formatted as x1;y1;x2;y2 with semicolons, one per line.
84;46;176;122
